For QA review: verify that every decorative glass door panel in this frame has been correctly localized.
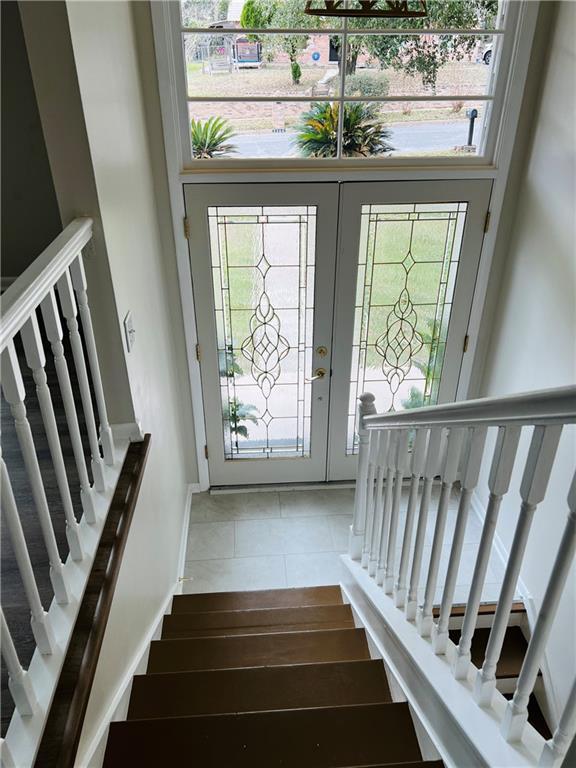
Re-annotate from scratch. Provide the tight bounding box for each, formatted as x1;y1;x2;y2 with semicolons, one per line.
186;184;339;486
328;181;491;480
209;205;316;461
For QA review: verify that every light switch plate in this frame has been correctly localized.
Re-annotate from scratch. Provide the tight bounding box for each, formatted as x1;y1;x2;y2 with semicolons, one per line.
124;311;135;352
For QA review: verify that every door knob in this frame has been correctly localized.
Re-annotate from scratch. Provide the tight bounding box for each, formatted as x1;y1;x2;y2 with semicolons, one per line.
306;367;327;382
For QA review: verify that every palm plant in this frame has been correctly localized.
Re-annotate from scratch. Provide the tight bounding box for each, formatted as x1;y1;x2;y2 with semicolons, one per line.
190;116;236;158
224;397;259;452
295;102;394;158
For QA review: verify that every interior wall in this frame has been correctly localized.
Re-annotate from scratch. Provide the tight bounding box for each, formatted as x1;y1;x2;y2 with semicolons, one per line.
1;1;62;280
60;0;198;755
477;0;575;721
18;0;136;425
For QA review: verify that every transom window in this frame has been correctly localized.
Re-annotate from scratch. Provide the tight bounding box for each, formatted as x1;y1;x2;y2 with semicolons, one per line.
179;0;513;162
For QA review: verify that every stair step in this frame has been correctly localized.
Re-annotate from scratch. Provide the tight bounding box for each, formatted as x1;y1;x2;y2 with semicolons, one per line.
104;703;422;767
147;628;370;673
448;626;534;679
128;659;391;720
171;585;343;614
344;764;444;768
162;603;354;638
432;601;525;619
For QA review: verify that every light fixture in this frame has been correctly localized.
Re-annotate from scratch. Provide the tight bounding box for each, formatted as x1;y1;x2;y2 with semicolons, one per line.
304;1;428;19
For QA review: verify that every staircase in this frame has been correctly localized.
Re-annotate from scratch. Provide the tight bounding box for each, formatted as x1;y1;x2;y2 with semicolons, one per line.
103;585;443;767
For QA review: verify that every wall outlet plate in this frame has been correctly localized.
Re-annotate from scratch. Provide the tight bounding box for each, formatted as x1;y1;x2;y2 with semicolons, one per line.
124;311;135;352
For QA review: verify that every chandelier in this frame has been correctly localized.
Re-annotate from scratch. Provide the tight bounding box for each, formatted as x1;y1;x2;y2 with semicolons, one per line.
304;1;428;19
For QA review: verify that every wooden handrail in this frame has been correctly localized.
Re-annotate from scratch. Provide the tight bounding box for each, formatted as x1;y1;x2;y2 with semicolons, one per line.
363;385;576;430
33;435;151;768
0;218;92;351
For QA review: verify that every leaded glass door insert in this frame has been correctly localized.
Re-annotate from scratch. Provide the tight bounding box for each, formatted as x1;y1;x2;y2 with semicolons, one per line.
347;202;468;454
209;205;316;460
328;180;492;481
186;183;338;486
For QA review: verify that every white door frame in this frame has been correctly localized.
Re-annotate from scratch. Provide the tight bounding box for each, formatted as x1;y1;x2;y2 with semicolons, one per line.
327;179;493;481
185;182;339;486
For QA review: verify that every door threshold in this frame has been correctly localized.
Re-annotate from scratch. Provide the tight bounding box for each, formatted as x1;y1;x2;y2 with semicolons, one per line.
209;481;355;495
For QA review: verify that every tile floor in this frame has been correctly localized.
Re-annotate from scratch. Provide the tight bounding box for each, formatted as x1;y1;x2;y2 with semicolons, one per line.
182;486;507;601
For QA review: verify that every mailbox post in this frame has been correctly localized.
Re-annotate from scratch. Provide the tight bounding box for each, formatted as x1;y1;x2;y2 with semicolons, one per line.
466;108;479;147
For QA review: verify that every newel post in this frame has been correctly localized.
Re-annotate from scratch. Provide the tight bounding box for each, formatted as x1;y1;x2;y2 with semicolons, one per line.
350;393;376;560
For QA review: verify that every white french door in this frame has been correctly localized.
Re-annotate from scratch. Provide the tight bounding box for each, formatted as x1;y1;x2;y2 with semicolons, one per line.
185;179;491;486
186;183;339;485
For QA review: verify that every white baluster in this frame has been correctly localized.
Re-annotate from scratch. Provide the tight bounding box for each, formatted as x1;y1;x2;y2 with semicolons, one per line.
539;679;576;767
376;430;398;586
406;427;443;620
453;425;522;679
1;737;17;768
1;343;69;605
0;455;55;653
69;254;115;466
417;427;465;637
395;428;428;607
384;429;410;594
502;470;576;741
433;426;488;653
369;431;390;576
475;424;563;706
350;393;377;559
56;270;106;491
20;313;83;561
0;608;37;716
41;289;97;523
361;432;380;568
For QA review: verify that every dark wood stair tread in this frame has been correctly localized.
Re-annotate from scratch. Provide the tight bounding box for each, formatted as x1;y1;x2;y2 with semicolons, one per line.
433;601;525;619
448;626;534;679
148;628;370;673
104;703;422;768
171;585;343;614
162;603;354;638
128;659;391;720
344;763;444;768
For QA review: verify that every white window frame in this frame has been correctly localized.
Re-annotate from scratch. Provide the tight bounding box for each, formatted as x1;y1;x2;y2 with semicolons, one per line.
150;1;541;489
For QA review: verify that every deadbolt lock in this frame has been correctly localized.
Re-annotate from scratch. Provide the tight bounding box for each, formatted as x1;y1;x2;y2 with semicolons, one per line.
316;346;328;357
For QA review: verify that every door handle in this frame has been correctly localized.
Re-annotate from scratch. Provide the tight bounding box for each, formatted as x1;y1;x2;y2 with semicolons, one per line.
306;367;327;382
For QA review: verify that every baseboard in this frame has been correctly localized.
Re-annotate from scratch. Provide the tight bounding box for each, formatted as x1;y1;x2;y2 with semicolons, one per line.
77;483;194;766
176;484;194;587
76;586;174;767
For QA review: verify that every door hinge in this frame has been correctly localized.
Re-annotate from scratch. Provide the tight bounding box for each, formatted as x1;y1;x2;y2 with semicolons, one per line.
195;343;201;361
463;334;470;353
183;217;190;239
484;210;491;233
204;444;209;460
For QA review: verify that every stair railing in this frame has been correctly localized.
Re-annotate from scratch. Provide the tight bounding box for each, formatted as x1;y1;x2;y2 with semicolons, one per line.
349;386;576;767
0;219;127;767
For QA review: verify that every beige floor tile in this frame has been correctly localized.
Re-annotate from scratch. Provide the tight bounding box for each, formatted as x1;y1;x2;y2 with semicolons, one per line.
182;556;286;593
234;517;335;557
285;552;346;587
190;491;281;522
186;521;234;560
279;489;355;518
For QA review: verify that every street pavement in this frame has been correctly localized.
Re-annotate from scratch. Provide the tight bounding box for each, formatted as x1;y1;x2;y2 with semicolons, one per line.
231;119;474;158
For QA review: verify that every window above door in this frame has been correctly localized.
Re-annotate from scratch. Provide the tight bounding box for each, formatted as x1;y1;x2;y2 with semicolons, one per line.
165;0;530;166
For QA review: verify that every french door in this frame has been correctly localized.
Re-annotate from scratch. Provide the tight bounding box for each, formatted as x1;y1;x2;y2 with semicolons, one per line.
185;180;491;486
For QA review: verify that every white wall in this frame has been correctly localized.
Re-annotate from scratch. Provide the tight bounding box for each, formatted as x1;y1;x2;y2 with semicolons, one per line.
58;0;198;755
478;0;575;721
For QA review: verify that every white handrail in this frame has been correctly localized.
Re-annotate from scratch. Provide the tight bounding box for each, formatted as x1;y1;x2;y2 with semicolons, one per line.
0;218;92;351
363;385;576;430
